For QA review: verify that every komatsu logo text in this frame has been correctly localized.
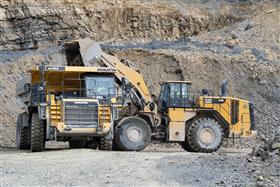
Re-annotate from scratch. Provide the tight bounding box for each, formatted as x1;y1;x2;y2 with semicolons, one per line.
96;67;116;73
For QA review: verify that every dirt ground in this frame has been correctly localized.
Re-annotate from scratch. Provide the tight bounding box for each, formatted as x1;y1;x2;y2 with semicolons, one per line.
2;145;278;187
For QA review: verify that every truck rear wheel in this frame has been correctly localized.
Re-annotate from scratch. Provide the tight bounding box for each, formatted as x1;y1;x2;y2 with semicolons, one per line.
187;118;224;153
115;117;151;151
30;113;45;152
99;133;113;151
69;140;86;148
16;113;30;150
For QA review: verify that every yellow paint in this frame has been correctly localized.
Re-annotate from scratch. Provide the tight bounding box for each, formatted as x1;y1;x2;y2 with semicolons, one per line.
56;122;97;134
167;108;196;141
47;94;61;126
198;96;252;137
168;108;196;122
98;105;111;134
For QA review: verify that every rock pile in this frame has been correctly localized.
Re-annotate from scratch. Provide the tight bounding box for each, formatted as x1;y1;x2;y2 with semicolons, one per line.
250;127;280;161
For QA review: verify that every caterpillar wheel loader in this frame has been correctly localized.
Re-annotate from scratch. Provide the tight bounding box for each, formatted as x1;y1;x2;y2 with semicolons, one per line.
99;53;256;152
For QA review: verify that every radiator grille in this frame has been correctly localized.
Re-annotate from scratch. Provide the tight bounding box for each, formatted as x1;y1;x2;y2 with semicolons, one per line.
64;101;98;127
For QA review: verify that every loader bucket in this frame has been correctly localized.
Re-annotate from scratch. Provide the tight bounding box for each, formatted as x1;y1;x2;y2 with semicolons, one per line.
63;38;102;66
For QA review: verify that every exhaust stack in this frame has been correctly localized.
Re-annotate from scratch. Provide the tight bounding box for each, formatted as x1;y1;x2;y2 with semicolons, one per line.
221;79;228;97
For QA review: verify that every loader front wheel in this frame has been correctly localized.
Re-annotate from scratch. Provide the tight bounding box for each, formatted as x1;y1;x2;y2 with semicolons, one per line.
181;121;197;152
30;113;45;152
187;118;224;153
16;113;30;150
115;117;151;151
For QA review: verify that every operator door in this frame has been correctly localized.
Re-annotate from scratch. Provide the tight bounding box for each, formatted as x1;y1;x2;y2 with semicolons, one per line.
159;82;191;112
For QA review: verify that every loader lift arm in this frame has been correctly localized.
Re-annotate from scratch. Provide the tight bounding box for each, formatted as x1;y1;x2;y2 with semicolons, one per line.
101;53;153;105
64;39;156;114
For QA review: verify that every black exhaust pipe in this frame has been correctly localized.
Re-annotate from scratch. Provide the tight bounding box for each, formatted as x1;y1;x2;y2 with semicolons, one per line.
221;79;228;97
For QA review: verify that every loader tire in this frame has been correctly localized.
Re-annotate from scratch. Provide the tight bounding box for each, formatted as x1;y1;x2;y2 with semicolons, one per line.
187;118;224;153
30;113;45;152
16;114;30;150
112;127;124;151
69;140;86;149
181;122;196;152
115;117;151;151
99;134;113;151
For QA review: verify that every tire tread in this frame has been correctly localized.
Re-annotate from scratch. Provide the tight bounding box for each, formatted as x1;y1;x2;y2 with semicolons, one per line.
99;136;113;151
30;113;45;152
187;118;224;153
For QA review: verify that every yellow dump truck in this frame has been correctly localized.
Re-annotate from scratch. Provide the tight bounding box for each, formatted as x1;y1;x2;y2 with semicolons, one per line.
16;39;256;152
16;65;121;151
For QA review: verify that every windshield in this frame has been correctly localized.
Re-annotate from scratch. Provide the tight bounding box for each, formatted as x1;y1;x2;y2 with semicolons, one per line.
85;76;115;98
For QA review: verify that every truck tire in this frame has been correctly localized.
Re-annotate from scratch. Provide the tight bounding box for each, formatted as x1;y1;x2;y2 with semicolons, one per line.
16;114;30;150
30;113;45;152
187;118;224;153
115;117;151;151
99;134;113;151
69;140;86;149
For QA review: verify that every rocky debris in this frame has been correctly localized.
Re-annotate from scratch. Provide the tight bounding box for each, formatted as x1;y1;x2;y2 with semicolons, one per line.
250;127;280;161
272;128;280;150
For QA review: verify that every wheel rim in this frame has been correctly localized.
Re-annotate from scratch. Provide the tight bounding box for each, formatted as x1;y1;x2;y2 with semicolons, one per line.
198;127;216;145
126;126;143;143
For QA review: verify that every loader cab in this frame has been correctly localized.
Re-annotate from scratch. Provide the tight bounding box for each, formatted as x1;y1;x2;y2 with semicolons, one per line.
159;81;192;112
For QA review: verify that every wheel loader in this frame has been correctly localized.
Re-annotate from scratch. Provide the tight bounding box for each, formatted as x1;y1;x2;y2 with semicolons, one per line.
16;38;256;152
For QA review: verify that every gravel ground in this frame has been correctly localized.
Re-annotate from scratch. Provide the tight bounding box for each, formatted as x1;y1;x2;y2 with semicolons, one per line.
0;145;265;187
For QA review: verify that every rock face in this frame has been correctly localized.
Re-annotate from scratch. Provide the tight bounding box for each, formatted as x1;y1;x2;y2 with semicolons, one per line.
0;0;250;50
